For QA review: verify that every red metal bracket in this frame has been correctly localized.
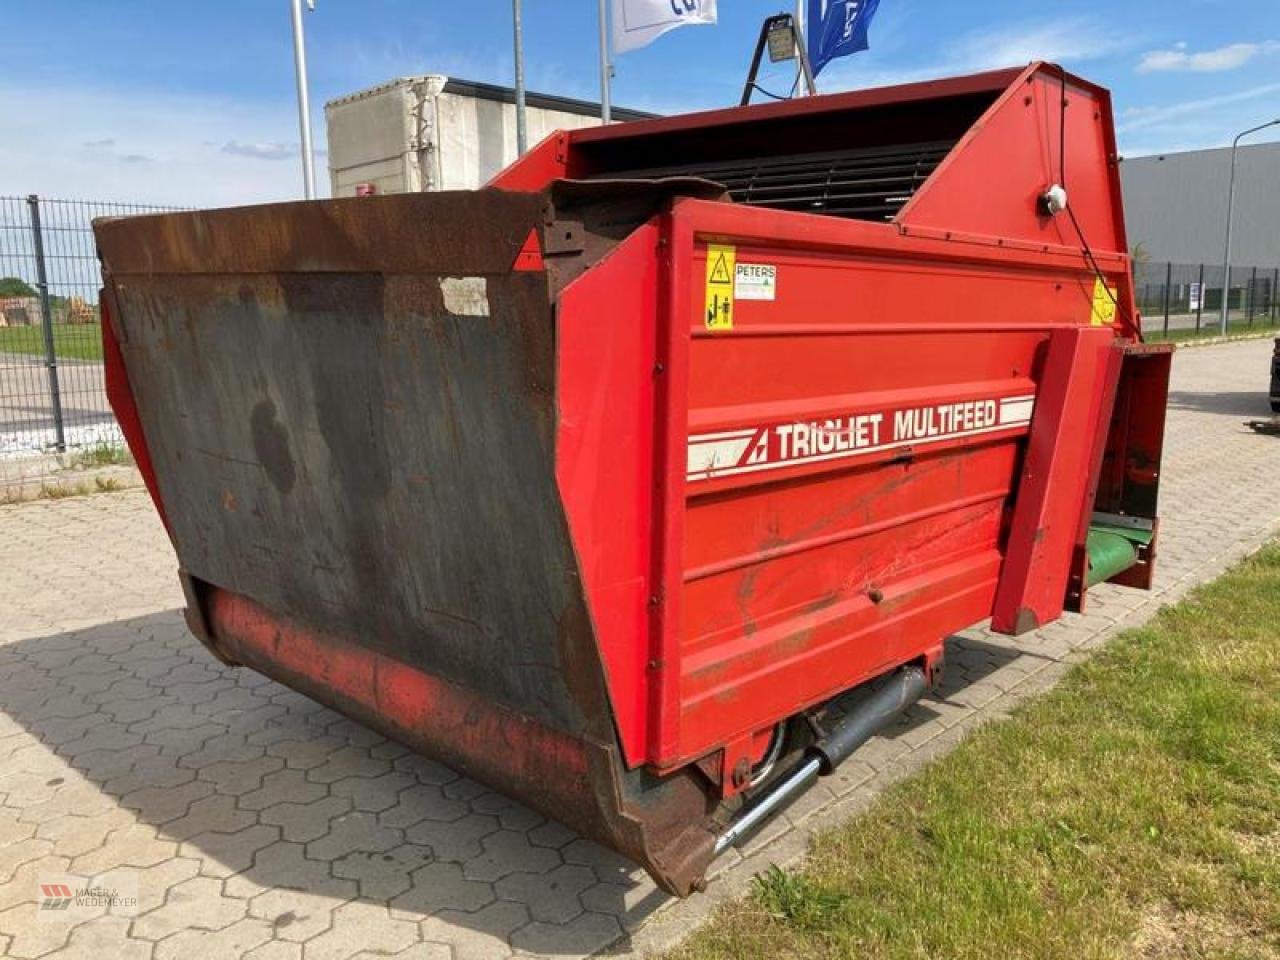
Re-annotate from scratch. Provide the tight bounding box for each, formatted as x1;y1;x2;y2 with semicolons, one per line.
992;326;1115;634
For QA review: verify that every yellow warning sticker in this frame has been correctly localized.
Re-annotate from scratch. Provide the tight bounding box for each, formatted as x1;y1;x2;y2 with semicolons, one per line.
704;244;736;331
1090;277;1118;326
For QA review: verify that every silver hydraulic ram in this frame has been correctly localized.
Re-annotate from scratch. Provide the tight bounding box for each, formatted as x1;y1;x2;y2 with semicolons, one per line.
715;664;930;855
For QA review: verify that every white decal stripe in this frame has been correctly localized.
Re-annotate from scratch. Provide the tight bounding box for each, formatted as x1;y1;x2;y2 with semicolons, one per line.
686;398;1037;482
688;428;757;443
998;397;1035;425
689;422;1025;481
687;396;1038;448
686;436;753;476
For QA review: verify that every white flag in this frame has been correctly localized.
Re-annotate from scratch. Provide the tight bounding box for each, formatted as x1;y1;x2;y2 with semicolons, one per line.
611;0;717;54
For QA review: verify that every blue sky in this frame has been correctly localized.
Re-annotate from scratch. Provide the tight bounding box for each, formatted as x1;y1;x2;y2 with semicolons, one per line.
1;1;1277;206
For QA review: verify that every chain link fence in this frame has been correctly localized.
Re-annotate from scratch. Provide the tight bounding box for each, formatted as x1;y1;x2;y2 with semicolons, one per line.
1;195;182;493
1134;259;1280;340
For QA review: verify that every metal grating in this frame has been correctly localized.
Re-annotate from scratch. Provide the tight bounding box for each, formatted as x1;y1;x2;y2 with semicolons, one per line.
601;140;955;222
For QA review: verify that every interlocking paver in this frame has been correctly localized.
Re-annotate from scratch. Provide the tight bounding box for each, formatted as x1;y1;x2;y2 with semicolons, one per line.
152;917;276;960
178;824;280;879
47;920;153;960
0;899;74;958
299;901;419;960
195;756;286;797
390;860;496;917
305;812;400;863
402;813;501;862
70;823;178;874
462;830;561;883
258;797;353;844
419;900;528;960
1;337;1278;959
327;772;418;814
238;769;329;812
36;808;136;858
509;911;624;956
131;875;246;941
331;844;432;901
494;864;595;924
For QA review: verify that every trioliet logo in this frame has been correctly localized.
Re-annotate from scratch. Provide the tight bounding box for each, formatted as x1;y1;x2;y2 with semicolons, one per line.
687;394;1035;481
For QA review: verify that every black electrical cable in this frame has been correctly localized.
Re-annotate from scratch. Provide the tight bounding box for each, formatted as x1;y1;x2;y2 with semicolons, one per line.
1052;62;1132;330
744;81;791;102
1059;64;1067;189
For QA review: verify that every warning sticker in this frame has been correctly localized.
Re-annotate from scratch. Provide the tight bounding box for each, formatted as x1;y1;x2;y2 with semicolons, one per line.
1090;277;1118;326
704;244;735;331
735;262;776;301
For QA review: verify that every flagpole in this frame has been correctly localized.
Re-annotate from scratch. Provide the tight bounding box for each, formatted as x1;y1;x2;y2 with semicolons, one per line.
795;0;804;95
597;0;612;122
290;0;317;199
512;0;528;154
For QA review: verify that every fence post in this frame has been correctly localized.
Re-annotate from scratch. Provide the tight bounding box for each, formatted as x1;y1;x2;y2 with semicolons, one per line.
1247;265;1257;327
1272;267;1279;325
1162;261;1172;336
26;194;66;453
1194;263;1204;332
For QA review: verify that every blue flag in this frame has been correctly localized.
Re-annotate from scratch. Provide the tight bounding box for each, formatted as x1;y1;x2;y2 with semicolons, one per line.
806;0;881;77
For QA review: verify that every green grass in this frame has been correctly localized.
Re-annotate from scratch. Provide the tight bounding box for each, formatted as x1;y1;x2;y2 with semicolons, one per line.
670;546;1280;960
1;473;128;505
0;321;103;361
1146;314;1280;344
66;442;133;469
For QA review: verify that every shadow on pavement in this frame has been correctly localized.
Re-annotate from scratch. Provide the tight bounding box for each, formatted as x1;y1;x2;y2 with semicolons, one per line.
0;611;1025;956
1166;389;1272;419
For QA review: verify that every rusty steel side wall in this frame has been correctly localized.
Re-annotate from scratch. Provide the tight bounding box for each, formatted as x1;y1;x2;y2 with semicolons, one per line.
97;192;603;738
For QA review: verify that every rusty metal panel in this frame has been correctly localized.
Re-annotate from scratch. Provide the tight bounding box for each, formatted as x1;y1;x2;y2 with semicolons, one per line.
100;193;605;738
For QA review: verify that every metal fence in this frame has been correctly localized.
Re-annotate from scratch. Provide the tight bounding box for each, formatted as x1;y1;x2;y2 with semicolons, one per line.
1;195;182;490
1134;259;1280;339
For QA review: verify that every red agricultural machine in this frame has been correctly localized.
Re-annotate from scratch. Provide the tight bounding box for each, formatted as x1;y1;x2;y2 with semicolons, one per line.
96;63;1170;895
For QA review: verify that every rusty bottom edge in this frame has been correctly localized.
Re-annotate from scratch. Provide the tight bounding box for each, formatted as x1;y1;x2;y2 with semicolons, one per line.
201;587;717;896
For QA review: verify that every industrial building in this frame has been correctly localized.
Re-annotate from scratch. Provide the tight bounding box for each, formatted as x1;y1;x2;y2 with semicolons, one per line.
325;76;652;196
1120;141;1280;267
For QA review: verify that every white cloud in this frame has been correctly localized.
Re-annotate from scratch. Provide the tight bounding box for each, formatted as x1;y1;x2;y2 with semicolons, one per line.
222;140;298;160
1117;82;1280;132
819;16;1131;93
942;17;1128;72
1137;41;1265;73
0;83;319;208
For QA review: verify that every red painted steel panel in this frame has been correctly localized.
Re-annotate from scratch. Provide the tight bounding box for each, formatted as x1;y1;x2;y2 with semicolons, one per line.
488;131;573;190
620;193;1127;765
649;208;695;763
991;325;1116;633
660;221;1054;763
101;292;169;533
556;224;662;766
900;70;1122;253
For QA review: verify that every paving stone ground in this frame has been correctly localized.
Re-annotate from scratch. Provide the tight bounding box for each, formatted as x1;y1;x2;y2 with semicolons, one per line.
2;336;1278;960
